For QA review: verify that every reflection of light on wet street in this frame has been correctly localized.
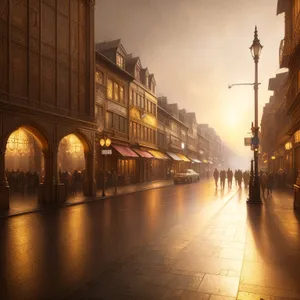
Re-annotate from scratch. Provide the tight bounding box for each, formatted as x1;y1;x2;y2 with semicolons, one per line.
2;180;300;300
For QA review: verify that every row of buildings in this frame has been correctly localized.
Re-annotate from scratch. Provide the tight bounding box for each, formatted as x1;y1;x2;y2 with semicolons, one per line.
95;39;225;185
260;0;300;189
0;0;228;211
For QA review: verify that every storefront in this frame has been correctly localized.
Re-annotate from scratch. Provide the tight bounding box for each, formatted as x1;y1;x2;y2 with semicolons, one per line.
294;130;300;183
132;148;153;182
284;141;293;184
188;157;201;174
148;150;170;180
111;144;139;185
166;152;190;174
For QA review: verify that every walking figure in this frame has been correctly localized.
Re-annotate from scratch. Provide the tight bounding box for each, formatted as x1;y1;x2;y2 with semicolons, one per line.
227;168;233;189
267;172;274;195
213;168;219;188
234;170;238;186
260;172;267;196
220;170;226;189
112;169;118;193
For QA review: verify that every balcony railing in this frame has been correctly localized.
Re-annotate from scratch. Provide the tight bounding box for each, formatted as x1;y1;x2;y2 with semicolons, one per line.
279;38;292;68
286;70;300;113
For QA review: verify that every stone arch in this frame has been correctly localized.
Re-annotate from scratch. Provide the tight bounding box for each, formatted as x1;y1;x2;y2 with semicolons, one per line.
3;123;51;210
56;129;92;154
3;123;49;153
57;130;94;198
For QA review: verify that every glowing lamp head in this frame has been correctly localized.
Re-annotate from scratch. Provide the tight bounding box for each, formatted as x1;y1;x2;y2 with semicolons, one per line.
105;138;111;147
250;26;263;60
100;139;105;147
271;156;276;160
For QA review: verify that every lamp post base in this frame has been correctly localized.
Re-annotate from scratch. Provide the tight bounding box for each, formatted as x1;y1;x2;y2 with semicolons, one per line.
247;176;262;204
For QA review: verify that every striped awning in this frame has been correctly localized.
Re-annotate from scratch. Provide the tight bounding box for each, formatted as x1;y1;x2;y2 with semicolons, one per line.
133;149;153;158
148;150;169;159
176;153;190;162
189;158;201;163
167;152;182;161
112;145;139;158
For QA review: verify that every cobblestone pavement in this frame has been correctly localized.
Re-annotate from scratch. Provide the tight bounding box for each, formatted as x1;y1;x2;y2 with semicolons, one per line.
1;182;299;300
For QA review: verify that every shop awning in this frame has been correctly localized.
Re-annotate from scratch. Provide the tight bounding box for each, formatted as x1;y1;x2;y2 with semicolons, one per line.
167;152;182;161
148;150;170;159
112;145;139;158
189;158;202;163
176;153;190;162
133;149;153;158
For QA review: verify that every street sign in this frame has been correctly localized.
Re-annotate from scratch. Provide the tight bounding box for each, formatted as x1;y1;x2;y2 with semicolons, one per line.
101;149;112;155
251;136;259;146
244;137;252;146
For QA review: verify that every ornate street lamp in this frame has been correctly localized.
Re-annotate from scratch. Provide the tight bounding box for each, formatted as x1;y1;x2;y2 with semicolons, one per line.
99;136;111;197
248;26;263;204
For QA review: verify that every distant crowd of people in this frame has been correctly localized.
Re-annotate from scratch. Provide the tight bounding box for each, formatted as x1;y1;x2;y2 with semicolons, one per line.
58;169;87;196
213;168;250;189
259;170;274;196
96;169;119;192
5;169;40;195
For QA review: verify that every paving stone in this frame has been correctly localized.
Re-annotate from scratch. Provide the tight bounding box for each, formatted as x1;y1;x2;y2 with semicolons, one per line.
198;274;239;297
179;291;211;300
167;274;203;291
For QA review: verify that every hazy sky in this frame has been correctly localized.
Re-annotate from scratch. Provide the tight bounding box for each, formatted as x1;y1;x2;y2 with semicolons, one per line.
95;0;284;161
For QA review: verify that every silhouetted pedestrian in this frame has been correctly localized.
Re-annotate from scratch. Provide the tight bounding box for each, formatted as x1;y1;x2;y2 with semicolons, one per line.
213;169;219;188
267;172;274;195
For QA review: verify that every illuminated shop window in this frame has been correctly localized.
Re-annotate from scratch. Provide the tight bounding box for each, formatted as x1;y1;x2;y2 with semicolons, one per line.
295;130;300;144
107;78;113;99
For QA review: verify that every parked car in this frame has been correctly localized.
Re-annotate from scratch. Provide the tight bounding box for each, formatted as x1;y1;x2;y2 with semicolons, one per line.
174;169;200;184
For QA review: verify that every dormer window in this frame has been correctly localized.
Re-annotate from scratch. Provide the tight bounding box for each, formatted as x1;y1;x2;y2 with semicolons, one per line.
116;53;124;69
145;75;149;88
151;81;156;93
135;66;140;81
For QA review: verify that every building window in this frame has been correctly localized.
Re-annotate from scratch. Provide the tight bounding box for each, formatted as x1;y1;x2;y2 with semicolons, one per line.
137;124;141;139
120;86;124;103
141;97;145;109
158;132;164;147
133;122;137;137
116;53;124;68
152;81;156;93
114;82;119;101
295;130;300;143
131;89;134;105
95;70;104;85
135;66;140;81
95;105;103;118
145;75;148;88
106;111;113;129
107;78;113;99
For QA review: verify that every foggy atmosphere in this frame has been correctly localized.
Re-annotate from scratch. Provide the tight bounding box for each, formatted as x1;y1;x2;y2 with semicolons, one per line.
0;0;300;299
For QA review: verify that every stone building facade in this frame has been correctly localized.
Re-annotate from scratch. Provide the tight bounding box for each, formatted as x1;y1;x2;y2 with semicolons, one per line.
277;0;300;183
0;0;96;210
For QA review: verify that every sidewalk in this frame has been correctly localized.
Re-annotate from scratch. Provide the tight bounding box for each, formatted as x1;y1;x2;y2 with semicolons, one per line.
0;179;174;218
238;188;300;300
66;179;174;206
67;188;300;300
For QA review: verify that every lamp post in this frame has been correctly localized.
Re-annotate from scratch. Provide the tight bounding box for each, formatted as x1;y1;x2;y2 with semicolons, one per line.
100;136;111;197
248;26;263;204
181;142;185;172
